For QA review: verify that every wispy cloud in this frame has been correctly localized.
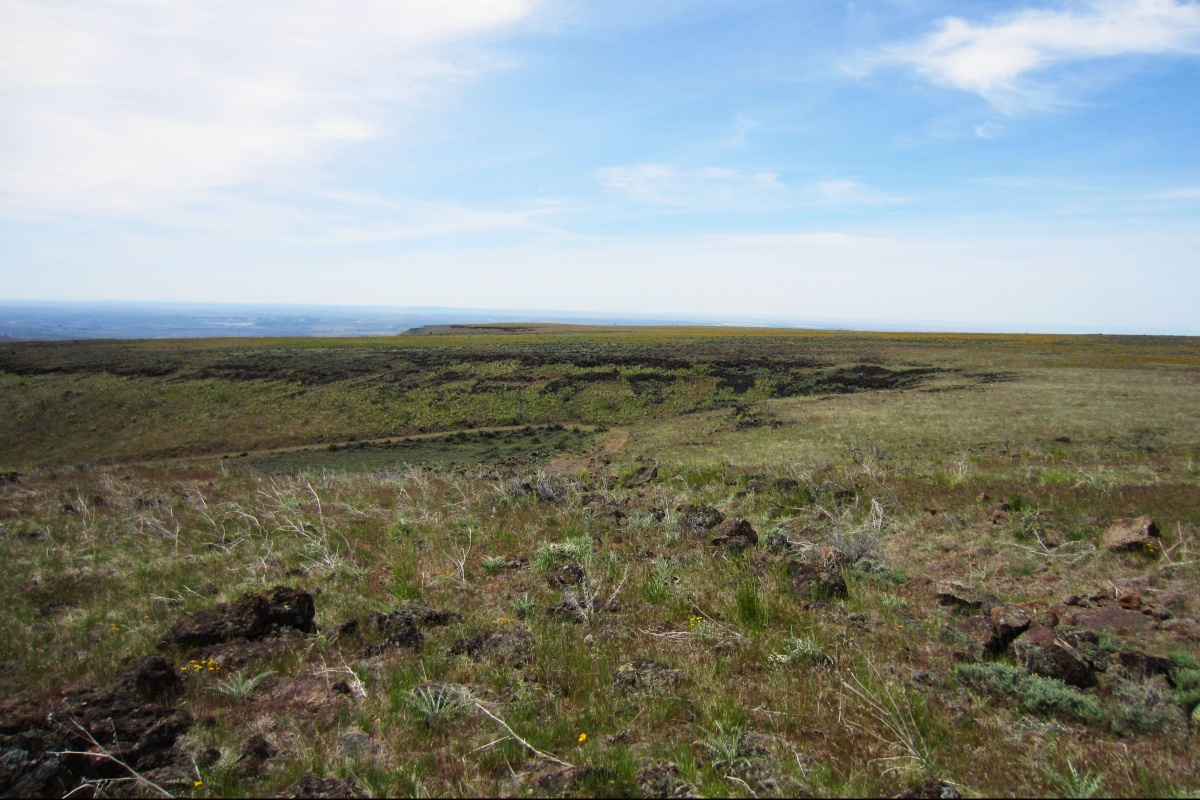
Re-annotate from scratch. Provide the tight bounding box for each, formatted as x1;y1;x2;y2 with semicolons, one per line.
0;0;537;215
598;165;901;211
874;0;1200;112
597;164;785;207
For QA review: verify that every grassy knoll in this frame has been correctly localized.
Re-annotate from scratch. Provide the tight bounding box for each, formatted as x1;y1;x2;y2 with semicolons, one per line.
1;326;1199;797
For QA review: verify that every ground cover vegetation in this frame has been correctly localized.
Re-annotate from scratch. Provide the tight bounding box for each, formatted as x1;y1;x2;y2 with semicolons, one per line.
1;325;1198;797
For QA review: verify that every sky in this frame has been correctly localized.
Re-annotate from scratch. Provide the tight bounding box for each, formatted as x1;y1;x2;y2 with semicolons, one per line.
2;0;1199;333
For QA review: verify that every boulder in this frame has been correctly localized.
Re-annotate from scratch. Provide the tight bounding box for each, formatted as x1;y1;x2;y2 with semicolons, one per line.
989;605;1032;646
932;581;984;612
1012;625;1096;688
161;586;315;649
1101;516;1159;553
710;518;758;553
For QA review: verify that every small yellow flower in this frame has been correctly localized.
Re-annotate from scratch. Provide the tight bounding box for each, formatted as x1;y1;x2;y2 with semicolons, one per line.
194;780;203;787
577;733;587;743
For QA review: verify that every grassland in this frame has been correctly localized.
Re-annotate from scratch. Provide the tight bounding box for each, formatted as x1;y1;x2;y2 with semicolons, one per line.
1;325;1199;798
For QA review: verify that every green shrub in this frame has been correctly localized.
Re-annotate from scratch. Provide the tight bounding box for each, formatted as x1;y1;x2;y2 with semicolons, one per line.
1108;678;1188;736
955;663;1102;722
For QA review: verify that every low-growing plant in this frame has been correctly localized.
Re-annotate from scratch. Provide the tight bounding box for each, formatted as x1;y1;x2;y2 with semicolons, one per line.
770;636;835;668
405;683;471;729
955;663;1102;722
509;593;534;620
1046;760;1106;799
216;669;275;702
532;535;593;571
481;555;508;576
1108;678;1189;736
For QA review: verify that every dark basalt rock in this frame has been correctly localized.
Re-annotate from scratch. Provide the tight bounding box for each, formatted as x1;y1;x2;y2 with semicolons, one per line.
161;586;316;649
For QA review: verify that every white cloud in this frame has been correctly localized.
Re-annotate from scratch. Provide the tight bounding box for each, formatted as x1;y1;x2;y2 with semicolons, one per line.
1149;187;1200;200
0;0;536;214
881;0;1200;111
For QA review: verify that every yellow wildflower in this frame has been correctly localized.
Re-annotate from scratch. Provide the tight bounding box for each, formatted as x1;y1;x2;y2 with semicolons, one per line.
578;733;587;743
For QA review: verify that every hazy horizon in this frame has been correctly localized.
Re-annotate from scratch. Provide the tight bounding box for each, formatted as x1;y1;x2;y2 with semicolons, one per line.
1;299;1195;340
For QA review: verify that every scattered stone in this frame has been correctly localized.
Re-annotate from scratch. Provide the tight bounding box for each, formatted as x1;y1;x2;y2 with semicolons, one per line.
161;586;316;650
118;654;184;703
547;563;585;587
531;766;593;796
583;634;595;646
623;465;658;488
710;518;758;553
0;669;195;797
1101;516;1159;553
0;472;22;485
448;628;533;664
787;557;848;600
636;762;699;798
614;659;685;690
932;581;984;612
337;730;387;760
285;772;367;798
1012;625;1096;688
677;504;725;538
896;778;962;799
989;605;1032;646
232;733;276;777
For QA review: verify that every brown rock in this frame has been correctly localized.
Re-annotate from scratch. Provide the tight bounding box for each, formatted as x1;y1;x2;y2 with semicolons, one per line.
1061;605;1154;633
1101;516;1159;552
1012;625;1095;688
1117;593;1142;610
1162;619;1200;642
956;616;1000;652
787;558;848;600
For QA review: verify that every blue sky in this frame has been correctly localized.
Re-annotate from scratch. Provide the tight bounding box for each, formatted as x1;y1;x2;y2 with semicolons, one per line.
2;0;1199;332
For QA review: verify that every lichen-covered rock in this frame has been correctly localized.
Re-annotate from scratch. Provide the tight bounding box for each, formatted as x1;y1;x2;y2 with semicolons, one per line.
932;581;984;612
1101;516;1159;552
677;504;725;537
